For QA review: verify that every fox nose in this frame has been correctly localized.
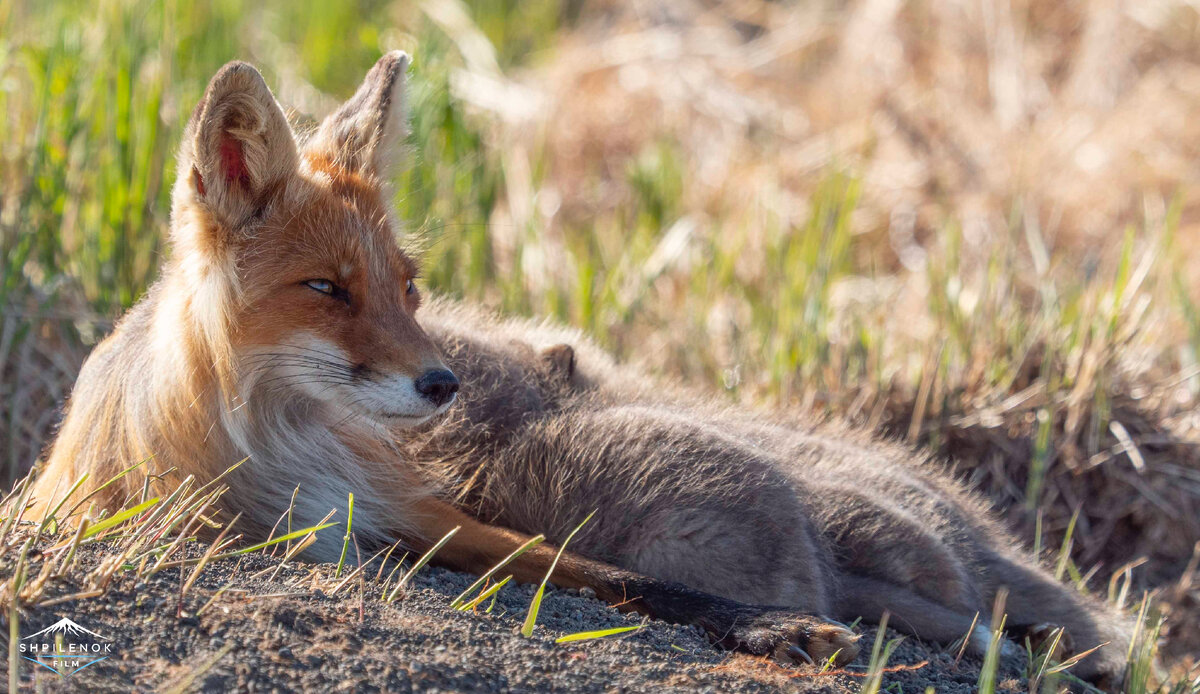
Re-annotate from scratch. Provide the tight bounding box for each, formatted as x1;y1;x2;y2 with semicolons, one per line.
415;369;459;406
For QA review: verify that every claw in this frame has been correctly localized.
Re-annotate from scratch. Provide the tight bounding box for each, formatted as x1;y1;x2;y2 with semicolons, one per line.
809;623;861;666
789;644;814;664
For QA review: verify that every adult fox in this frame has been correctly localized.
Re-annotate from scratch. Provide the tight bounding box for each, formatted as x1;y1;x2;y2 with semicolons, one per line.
27;53;1133;682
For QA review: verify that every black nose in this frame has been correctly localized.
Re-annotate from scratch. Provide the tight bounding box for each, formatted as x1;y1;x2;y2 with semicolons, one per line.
414;369;459;406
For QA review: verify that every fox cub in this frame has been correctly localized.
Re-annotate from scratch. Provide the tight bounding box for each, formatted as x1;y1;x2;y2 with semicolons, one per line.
29;53;1133;682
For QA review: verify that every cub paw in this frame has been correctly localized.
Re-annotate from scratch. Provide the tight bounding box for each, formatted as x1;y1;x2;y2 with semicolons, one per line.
720;609;861;667
1023;622;1074;659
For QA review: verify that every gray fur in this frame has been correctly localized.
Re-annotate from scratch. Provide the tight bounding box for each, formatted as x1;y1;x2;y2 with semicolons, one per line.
404;298;1135;682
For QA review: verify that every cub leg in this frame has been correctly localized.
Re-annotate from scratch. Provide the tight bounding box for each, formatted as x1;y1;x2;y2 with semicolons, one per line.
984;554;1134;684
837;573;991;651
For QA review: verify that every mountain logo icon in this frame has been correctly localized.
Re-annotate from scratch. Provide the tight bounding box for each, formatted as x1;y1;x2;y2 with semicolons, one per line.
19;616;114;679
21;617;108;642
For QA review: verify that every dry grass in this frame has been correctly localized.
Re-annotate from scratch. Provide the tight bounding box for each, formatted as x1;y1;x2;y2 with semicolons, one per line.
448;0;1200;667
3;0;1200;681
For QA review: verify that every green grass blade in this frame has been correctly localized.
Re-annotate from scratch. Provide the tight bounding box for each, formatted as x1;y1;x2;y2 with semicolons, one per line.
38;472;89;533
220;522;338;557
449;534;545;608
555;625;643;643
860;613;903;694
977;627;1003;694
1055;509;1080;582
458;575;512;612
81;497;160;539
8;540;29;694
862;613;887;693
63;456;155;521
389;526;460;602
335;493;354;578
521;510;596;638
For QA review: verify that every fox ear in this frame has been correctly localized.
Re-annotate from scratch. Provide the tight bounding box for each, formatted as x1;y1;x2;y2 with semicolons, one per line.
306;51;410;181
176;61;297;229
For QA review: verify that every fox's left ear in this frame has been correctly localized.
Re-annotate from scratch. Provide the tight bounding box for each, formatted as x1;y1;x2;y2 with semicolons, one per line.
306;51;411;182
175;61;298;231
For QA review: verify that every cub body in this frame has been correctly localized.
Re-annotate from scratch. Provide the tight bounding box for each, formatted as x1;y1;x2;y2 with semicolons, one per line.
413;300;1134;679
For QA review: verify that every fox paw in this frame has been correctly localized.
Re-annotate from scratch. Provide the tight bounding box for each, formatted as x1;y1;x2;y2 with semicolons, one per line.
719;610;861;667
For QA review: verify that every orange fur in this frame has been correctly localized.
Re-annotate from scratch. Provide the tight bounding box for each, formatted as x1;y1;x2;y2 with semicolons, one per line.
29;54;445;552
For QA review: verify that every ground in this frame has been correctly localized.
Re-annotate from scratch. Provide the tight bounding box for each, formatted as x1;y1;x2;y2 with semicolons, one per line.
4;544;1027;694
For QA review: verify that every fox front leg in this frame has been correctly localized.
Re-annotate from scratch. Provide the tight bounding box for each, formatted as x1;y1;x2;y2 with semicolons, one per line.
409;497;860;666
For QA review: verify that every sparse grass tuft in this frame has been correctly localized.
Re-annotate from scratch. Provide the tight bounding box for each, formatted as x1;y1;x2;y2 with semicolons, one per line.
521;510;594;638
859;614;903;694
457;575;512;613
389;526;459;601
450;533;543;608
1120;594;1200;694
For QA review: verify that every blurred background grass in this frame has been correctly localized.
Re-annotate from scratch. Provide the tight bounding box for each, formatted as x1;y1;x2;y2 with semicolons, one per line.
3;0;1200;674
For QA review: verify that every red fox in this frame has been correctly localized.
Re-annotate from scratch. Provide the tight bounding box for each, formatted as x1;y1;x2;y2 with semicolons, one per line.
28;53;1134;682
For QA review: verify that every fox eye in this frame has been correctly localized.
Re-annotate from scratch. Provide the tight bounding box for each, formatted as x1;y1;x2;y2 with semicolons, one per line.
303;279;349;303
304;279;335;295
405;279;416;295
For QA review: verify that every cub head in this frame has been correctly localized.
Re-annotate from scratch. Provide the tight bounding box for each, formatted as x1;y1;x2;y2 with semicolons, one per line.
168;52;457;428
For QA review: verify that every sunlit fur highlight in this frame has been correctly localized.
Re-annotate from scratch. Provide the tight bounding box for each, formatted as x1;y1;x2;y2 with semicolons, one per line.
30;52;439;558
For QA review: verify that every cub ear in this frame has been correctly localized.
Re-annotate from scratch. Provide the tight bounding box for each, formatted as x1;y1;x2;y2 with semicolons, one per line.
539;344;576;382
305;51;411;182
176;61;297;229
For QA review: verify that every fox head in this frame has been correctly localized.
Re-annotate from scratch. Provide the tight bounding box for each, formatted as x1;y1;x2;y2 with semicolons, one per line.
167;52;458;428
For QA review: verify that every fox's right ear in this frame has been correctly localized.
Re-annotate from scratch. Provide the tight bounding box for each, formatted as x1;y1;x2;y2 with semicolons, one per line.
304;51;411;182
174;61;297;232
